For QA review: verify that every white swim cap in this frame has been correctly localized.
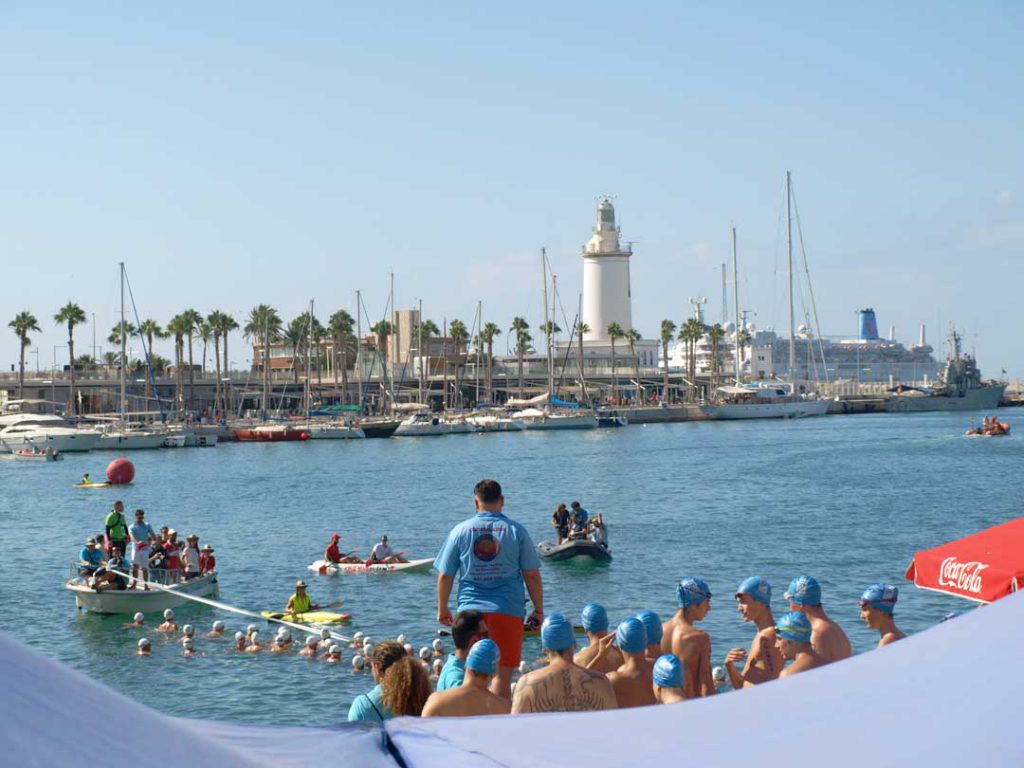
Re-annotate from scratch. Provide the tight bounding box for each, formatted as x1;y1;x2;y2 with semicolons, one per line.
133;612;144;623
362;643;375;657
396;633;407;644
518;661;529;675
250;630;259;639
320;628;332;640
433;658;443;670
212;621;224;631
306;636;318;647
712;666;726;682
278;629;291;642
247;624;257;634
419;646;431;660
183;625;194;637
404;643;414;656
432;638;443;652
352;654;365;669
138;638;150;648
361;636;371;646
234;631;245;641
353;631;364;642
183;638;194;649
329;644;341;656
163;609;174;620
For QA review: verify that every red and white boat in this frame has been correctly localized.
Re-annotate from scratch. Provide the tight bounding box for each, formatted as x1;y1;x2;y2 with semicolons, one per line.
232;425;310;442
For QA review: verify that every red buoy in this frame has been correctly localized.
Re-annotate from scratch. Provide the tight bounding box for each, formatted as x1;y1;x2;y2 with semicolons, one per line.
106;457;135;485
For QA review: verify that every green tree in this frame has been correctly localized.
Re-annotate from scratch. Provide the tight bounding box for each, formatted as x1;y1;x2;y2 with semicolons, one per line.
198;320;213;374
626;328;643;404
659;319;676;403
370;319;394;413
9;311;40;398
179;309;204;409
244;305;283;416
108;321;137;368
213;312;239;413
448;318;469;409
511;316;531;398
54;302;87;414
708;323;726;390
479;322;501;403
606;322;624;402
328;309;356;405
166;314;192;416
575;322;591;402
284;316;308;385
206;311;226;415
137;319;168;408
679;318;705;402
737;328;751;381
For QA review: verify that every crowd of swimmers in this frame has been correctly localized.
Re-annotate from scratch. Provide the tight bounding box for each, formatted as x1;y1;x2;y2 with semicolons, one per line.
77;500;215;590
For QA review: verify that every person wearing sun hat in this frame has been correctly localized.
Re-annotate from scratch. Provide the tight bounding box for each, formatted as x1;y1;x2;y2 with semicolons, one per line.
723;576;784;690
652;654;685;704
661;577;714;699
422;639;512;717
859;583;906;648
784;575;851;664
574;602;623;674
595;618;655;708
511;613;616;713
199;544;216;574
285;579;321;614
774;612;826;678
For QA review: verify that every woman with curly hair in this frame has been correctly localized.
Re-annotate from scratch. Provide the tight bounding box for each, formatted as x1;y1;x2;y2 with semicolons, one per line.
347;641;432;720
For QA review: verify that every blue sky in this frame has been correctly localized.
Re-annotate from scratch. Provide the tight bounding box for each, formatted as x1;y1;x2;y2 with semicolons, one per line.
2;2;1021;374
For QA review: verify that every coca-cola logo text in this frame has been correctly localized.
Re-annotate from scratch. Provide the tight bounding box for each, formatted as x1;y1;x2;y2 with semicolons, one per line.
937;557;988;594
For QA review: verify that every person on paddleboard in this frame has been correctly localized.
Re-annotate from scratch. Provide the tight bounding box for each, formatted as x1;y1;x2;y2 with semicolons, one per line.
435;478;544;699
367;535;408;565
324;534;361;565
285;580;322;614
81;472;91;485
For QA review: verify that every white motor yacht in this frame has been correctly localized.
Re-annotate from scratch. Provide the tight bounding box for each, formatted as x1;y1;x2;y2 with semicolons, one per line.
304;422;366;439
0;414;101;453
95;425;167;450
511;408;597;430
394;411;450;437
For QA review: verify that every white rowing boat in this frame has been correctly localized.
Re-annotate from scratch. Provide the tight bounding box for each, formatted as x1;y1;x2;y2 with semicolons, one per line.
65;571;220;614
308;557;434;575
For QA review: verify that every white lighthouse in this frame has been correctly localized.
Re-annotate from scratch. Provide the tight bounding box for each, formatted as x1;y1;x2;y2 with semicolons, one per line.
581;198;632;341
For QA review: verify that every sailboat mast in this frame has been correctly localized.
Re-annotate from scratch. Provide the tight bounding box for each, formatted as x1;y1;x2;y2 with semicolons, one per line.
388;272;394;414
356;290;363;414
732;227;741;385
305;299;313;417
474;300;481;404
418;298;424;404
787;171;796;391
577;292;587;402
542;248;553;400
119;262;126;427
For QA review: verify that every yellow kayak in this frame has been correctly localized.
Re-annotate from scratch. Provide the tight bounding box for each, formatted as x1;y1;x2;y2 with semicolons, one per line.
260;610;352;624
73;482;110;488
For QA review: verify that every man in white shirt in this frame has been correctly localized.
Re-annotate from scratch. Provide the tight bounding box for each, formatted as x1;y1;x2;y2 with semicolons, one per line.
127;509;155;589
369;535;407;564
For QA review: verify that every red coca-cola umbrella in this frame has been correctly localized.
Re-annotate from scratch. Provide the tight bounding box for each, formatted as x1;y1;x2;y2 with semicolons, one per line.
905;517;1024;603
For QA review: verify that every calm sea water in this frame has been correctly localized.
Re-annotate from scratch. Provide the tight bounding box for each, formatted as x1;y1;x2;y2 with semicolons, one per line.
0;410;1017;725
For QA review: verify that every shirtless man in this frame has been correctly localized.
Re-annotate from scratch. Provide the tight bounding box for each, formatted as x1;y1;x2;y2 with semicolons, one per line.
182;638;200;658
512;613;617;713
775;612;826;678
299;636;320;657
233;631;248;651
784;576;851;664
652;654;685;704
157;609;177;633
636;610;663;661
208;621;225;637
136;638;152;657
593;618;655;708
859;583;906;647
574;603;623;674
422;639;512;717
271;629;293;653
723;576;784;689
661;577;714;698
245;630;263;652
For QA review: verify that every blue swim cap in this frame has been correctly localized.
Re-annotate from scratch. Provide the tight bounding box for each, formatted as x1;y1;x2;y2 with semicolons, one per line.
776;611;812;642
860;583;898;614
676;577;712;608
541;613;576;652
635;610;662;645
616;617;647;654
784;576;821;606
581;603;609;633
652;654;683;688
466;639;500;675
736;576;772;606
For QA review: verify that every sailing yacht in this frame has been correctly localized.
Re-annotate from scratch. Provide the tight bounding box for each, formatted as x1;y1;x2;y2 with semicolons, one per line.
699;177;830;421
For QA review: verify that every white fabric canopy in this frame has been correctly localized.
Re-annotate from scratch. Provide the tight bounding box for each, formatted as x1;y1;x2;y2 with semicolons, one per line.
388;591;1024;767
0;632;395;768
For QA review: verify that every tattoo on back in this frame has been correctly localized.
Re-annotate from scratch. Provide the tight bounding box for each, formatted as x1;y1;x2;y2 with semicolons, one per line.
526;669;608;712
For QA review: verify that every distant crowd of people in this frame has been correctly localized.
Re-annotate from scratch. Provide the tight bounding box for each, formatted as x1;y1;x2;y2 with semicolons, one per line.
77;500;215;590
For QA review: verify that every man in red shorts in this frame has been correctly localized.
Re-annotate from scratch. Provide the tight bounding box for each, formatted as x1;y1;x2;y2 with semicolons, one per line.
435;478;543;699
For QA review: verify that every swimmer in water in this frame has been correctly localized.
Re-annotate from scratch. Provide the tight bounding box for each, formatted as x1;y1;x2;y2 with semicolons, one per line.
593;618;655;708
350;631;364;650
245;624;258;643
775;612;825;678
136;638;151;657
432;637;444;659
858;583;906;647
574;603;623;674
422;639;511;717
326;644;342;664
512;614;616;713
245;630;263;653
723;576;784;689
299;636;320;657
351;653;366;671
182;638;200;658
661;577;714;698
181;624;195;643
157;609;177;633
126;612;145;628
271;629;293;653
784;576;852;664
635;610;663;662
233;631;247;651
652;654;685;704
209;620;225;637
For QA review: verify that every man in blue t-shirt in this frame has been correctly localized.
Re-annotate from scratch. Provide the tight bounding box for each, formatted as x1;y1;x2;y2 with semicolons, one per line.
569;501;589;538
435;479;543;698
78;537;105;578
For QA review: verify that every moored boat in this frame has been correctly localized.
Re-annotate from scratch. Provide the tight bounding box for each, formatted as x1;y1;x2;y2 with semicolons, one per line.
65;571;220;614
537;538;612;562
394;411;449;437
308;557;434;575
13;448;64;461
233;425;310;441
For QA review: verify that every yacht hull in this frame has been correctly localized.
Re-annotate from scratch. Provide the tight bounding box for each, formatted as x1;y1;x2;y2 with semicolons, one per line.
699;399;831;420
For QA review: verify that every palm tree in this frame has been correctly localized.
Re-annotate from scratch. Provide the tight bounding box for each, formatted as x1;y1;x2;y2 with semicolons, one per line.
206;311;225;416
244;305;283;416
54;303;87;414
479;322;501;403
575;322;590;402
284;316;308;385
9;311;40;398
370;319;394;413
137;319;167;408
198;320;213;374
511;316;530;398
607;322;624;403
413;319;440;398
448;318;469;409
166;314;191;416
311;320;327;393
179;309;204;409
679;318;704;402
215;312;239;413
328;309;356;405
626;328;643;405
659;319;676;403
108;321;137;368
736;328;751;381
708;323;726;390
